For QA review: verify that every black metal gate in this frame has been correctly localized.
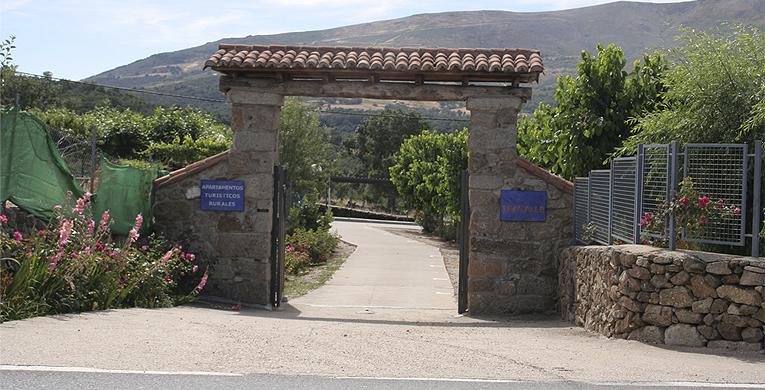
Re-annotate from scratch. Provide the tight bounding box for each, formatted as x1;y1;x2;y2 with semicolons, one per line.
270;165;287;307
458;170;469;314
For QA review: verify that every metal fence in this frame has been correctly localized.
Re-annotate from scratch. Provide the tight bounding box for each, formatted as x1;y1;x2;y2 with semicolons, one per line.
573;141;764;257
47;126;97;191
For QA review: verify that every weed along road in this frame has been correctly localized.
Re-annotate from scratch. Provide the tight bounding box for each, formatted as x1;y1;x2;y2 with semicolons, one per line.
1;217;764;389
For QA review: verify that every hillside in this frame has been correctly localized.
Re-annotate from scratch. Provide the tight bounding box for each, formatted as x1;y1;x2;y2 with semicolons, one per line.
85;0;765;115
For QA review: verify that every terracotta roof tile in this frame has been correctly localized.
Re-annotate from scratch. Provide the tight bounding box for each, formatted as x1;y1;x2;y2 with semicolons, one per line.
205;44;544;84
516;157;574;195
153;150;230;189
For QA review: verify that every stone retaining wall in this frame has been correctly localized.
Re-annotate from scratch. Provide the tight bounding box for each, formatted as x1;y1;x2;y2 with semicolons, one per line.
0;202;45;240
559;244;765;350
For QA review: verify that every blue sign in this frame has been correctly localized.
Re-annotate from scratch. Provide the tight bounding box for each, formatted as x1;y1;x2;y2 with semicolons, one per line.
501;191;546;221
200;180;244;211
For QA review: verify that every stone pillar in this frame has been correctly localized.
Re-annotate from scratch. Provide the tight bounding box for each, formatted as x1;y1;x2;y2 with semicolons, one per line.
466;95;554;314
217;89;284;304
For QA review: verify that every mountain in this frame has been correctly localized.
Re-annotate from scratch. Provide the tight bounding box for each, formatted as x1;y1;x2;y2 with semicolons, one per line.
84;0;765;115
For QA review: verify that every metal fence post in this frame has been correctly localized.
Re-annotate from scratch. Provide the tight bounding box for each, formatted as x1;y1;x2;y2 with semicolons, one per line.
753;141;762;258
609;164;615;244
458;170;470;314
573;180;578;245
90;125;97;194
588;172;593;242
634;144;645;244
669;142;679;251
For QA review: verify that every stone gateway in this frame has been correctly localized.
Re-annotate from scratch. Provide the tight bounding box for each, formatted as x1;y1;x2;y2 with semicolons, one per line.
153;44;574;314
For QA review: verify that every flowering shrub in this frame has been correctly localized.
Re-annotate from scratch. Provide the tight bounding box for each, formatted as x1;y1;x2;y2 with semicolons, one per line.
640;177;739;246
1;192;209;321
284;228;339;275
413;210;441;234
287;200;333;235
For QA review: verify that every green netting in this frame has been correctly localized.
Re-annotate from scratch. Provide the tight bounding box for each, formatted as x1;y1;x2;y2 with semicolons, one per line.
90;157;164;235
1;107;167;235
1;106;85;218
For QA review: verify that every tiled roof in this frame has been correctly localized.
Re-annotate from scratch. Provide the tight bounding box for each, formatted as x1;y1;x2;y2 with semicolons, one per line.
153;150;229;189
516;157;574;195
205;44;543;84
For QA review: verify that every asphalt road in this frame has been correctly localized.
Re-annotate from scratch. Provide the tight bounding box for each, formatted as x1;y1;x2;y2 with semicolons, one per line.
1;218;764;389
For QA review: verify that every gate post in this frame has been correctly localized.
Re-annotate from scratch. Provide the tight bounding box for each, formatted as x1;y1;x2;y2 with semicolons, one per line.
466;94;560;314
218;89;284;304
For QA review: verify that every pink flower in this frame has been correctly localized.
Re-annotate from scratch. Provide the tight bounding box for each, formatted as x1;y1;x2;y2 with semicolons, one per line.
192;271;209;296
58;220;73;246
87;219;95;236
141;246;147;250
699;215;708;226
0;215;7;223
71;253;78;259
13;231;23;241
698;196;710;208
717;199;724;209
99;210;110;232
680;198;689;205
193;265;199;273
54;205;62;211
165;275;171;281
48;249;64;271
640;219;646;227
734;207;741;215
644;213;652;223
160;249;176;266
128;214;143;243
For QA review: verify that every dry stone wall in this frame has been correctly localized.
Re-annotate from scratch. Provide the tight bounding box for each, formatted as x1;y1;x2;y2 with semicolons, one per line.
559;244;765;350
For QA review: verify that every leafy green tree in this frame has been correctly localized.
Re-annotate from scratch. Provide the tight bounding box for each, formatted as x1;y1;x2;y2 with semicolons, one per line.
621;25;765;150
389;128;468;229
85;107;148;159
518;44;666;180
143;135;229;167
344;107;430;179
145;106;224;144
278;97;331;196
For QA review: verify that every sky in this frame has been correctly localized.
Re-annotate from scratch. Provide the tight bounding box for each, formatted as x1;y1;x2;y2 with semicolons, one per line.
1;0;694;81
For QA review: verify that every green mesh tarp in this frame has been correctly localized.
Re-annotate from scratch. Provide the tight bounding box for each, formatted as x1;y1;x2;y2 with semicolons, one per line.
90;157;164;235
1;106;85;218
1;107;167;235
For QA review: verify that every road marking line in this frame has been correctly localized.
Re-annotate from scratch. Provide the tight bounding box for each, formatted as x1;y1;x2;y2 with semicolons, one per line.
336;376;765;388
0;365;243;377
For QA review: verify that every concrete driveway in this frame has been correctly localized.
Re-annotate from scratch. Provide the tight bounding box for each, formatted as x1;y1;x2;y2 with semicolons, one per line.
1;218;764;386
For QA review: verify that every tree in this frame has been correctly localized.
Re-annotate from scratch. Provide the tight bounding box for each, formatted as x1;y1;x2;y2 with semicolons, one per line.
32;104;232;164
278;97;330;197
344;107;430;179
389;128;468;232
620;25;765;150
518;44;666;180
